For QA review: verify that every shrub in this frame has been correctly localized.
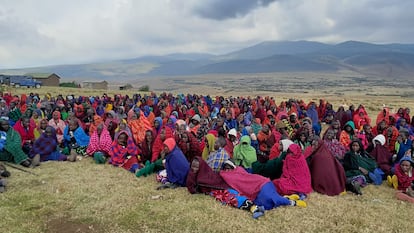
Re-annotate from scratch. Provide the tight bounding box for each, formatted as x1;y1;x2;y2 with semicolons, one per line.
138;85;150;92
60;82;79;88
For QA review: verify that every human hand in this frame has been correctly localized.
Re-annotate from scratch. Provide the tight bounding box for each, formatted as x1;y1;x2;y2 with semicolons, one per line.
359;167;368;175
250;133;257;141
392;154;397;163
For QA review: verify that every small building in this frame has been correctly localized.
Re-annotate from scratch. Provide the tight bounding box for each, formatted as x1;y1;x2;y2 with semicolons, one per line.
24;73;61;86
81;80;108;90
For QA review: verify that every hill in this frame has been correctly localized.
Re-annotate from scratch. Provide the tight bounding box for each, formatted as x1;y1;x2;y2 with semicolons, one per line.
1;41;414;82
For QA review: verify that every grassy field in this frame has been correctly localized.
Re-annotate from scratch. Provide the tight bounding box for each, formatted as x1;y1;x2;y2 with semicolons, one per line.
1;76;414;233
1;157;411;233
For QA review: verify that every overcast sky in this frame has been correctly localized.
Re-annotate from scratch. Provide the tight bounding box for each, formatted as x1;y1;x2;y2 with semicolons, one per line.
1;0;413;69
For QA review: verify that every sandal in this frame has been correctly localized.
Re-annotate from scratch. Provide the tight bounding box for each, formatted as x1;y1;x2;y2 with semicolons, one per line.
20;160;31;168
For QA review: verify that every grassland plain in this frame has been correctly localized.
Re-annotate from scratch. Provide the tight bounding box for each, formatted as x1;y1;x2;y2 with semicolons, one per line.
1;74;414;233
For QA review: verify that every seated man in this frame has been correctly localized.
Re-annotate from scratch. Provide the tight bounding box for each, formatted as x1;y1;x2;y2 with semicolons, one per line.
206;136;230;172
63;119;90;157
13;116;35;154
0;117;31;167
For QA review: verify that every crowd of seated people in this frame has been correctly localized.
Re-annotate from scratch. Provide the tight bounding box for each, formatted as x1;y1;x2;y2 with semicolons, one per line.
1;91;413;208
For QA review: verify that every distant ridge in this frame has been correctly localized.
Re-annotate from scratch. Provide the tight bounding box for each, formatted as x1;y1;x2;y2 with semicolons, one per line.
1;40;414;81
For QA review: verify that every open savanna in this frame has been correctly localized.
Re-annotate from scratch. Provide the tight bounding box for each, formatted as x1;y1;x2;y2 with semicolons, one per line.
1;73;414;233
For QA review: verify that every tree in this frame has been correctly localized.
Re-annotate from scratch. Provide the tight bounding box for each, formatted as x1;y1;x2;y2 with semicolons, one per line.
138;85;150;92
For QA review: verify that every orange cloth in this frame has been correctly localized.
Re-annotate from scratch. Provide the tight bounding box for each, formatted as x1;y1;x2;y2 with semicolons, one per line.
89;115;103;136
128;117;152;144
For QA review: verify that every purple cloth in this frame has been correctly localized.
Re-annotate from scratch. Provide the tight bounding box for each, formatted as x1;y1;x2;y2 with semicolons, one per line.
165;146;190;186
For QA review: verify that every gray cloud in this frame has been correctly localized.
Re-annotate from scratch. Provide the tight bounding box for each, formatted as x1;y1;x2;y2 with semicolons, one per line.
192;0;278;20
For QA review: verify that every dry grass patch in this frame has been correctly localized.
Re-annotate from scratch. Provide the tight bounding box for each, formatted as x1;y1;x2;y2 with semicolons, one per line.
0;157;412;233
2;80;414;233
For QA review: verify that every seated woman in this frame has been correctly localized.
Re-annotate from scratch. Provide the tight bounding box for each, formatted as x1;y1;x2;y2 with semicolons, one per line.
151;126;173;163
202;133;216;160
158;138;189;188
175;123;202;162
305;138;346;196
48;111;66;145
186;157;265;219
63;119;90;156
108;130;140;173
293;130;310;152
187;156;231;194
323;129;347;162
104;110;119;139
241;126;259;151
232;135;258;172
135;130;169;178
391;157;414;203
343;139;381;195
128;109;152;145
224;129;239;158
86;123;112;163
31;109;43;126
0;117;31;167
153;117;163;137
252;139;294;180
370;134;392;176
220;160;306;210
322;120;342;140
114;119;132;140
339;121;357;148
34;119;49;139
257;124;276;156
140;130;155;164
30;126;67;162
272;144;312;196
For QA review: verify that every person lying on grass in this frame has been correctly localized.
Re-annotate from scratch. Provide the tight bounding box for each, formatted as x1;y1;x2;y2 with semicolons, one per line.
220;159;307;210
186;156;265;219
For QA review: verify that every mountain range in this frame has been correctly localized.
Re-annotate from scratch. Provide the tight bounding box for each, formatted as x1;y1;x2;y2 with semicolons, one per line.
2;40;414;81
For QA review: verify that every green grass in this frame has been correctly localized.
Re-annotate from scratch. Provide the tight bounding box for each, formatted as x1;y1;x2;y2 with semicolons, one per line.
2;84;414;233
1;157;412;233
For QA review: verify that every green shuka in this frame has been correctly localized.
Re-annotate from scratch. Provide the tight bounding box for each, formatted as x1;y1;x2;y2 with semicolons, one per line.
233;136;257;169
252;152;287;180
0;128;28;164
